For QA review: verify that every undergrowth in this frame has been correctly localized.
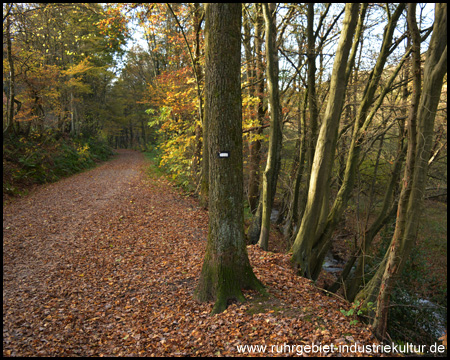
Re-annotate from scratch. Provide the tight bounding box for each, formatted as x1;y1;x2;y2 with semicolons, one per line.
144;147;196;194
357;202;447;347
3;129;114;201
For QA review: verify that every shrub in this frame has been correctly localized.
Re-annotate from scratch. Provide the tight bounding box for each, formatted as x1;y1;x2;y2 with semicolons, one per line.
3;131;114;199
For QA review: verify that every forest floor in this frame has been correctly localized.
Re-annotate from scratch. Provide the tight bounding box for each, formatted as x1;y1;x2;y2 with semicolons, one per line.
3;149;421;357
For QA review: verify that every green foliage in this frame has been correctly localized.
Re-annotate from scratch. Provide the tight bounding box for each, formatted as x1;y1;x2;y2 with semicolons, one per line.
340;300;375;326
3;130;114;199
358;155;392;195
143;148;165;179
143;147;195;193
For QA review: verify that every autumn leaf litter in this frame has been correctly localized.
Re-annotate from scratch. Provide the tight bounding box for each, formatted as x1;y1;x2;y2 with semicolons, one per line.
3;150;384;356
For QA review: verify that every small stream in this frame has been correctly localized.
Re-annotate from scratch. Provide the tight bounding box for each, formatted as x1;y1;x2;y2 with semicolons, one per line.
271;206;445;338
321;252;447;340
270;208;279;223
275;205;447;341
270;208;348;274
398;293;447;340
322;251;345;273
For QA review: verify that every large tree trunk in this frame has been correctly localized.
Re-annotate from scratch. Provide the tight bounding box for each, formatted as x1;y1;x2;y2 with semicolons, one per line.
194;3;264;315
290;4;360;278
258;3;282;251
370;3;447;340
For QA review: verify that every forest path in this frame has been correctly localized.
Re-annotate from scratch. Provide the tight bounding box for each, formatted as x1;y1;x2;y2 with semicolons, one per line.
3;150;209;356
3;150;378;356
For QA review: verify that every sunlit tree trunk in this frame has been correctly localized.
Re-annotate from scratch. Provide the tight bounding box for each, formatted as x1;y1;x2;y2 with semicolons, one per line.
290;3;360;278
190;3;204;189
295;4;320;231
247;4;266;243
194;3;264;315
371;3;447;340
308;4;406;280
258;3;282;251
247;4;264;215
5;14;16;135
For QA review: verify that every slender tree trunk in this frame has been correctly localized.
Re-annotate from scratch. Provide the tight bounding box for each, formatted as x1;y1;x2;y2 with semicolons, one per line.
258;3;282;251
248;3;264;214
243;6;255;209
306;4;318;174
297;4;320;226
247;4;266;243
285;89;307;244
194;3;264;315
6;15;16;135
371;3;447;340
199;4;209;208
307;4;407;281
290;4;360;278
191;3;204;188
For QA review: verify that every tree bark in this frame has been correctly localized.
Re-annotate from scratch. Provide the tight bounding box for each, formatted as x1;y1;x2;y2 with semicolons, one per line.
190;3;205;189
371;3;447;340
247;4;266;243
258;3;282;251
307;4;408;281
290;3;360;278
199;5;209;208
285;88;307;244
194;3;264;315
248;3;265;215
306;4;318;177
6;14;16;135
